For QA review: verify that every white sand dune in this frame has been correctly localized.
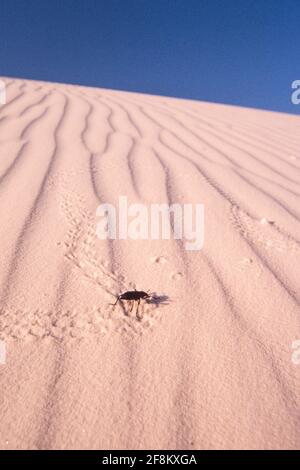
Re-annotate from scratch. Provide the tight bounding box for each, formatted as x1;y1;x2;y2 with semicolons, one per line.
0;77;299;449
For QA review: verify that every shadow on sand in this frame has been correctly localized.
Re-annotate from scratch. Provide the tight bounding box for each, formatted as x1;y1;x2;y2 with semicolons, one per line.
147;293;171;307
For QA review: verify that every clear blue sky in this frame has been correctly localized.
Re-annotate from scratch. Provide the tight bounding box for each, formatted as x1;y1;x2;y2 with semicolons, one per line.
0;0;299;114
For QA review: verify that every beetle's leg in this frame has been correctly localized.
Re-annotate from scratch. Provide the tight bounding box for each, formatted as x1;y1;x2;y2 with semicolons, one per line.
110;296;120;307
122;300;129;316
130;300;135;312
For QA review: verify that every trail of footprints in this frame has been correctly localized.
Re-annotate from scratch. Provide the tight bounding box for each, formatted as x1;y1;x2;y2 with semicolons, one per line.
0;186;162;342
230;204;300;257
0;173;183;343
61;186;165;339
0;306;108;342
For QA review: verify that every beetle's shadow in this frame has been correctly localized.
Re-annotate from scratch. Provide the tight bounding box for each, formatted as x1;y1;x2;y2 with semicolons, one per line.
147;293;170;307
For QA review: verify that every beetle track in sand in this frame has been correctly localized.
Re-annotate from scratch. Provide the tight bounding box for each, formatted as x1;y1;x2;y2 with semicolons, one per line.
230;204;300;255
0;181;163;342
59;185;163;338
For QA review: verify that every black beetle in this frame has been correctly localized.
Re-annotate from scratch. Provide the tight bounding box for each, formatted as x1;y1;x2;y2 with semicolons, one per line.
111;290;150;320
